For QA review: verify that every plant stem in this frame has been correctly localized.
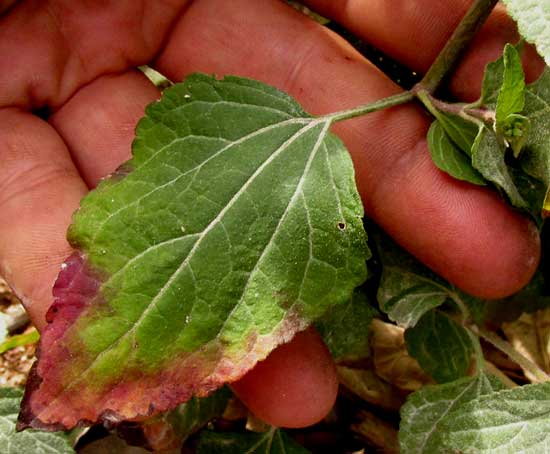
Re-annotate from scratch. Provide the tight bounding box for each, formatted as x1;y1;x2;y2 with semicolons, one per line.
417;90;495;124
326;91;415;123
466;327;485;375
416;0;499;94
473;326;550;383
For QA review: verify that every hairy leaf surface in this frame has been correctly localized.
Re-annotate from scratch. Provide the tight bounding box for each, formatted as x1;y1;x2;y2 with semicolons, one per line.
503;0;550;65
405;311;474;383
20;74;369;430
0;388;74;454
440;382;550;453
375;232;461;328
399;373;503;454
316;289;375;361
197;429;310;454
427;120;485;185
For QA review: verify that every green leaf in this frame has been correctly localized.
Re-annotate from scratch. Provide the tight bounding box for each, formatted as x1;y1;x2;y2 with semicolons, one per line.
0;329;39;355
434;112;479;156
139;387;231;451
520;69;550;193
0;387;74;454
493;45;529;157
405;311;474;383
316;290;375;361
439;382;550;453
399;373;503;454
197;428;310;454
502;0;550;65
496;44;526;124
375;231;460;328
20;74;369;430
471;126;528;208
502;113;531;158
427;120;485;185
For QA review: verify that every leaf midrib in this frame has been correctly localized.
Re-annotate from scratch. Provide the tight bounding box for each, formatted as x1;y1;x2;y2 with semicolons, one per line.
38;118;329;416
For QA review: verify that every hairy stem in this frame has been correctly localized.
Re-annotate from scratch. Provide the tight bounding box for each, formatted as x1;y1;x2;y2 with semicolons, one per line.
474;326;550;383
326;91;414;123
416;0;499;94
417;91;495;124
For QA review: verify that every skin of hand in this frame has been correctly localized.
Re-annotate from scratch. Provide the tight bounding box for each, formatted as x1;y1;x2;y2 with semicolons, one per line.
0;0;542;428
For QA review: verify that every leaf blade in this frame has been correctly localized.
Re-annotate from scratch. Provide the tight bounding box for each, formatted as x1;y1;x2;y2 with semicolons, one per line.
427;120;485;185
502;0;550;65
399;373;503;454
20;74;369;430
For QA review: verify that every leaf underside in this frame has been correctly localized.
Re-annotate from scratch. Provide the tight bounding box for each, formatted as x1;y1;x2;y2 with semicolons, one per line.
19;74;369;430
503;0;550;66
0;388;74;454
399;373;503;454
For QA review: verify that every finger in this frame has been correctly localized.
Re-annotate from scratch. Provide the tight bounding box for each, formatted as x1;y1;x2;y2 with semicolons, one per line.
0;0;185;110
154;0;539;298
231;328;338;428
301;0;545;101
49;70;159;187
0;108;88;330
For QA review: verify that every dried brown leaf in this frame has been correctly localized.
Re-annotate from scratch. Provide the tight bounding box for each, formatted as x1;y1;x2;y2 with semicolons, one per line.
502;308;550;382
370;319;433;391
337;366;404;411
351;410;399;454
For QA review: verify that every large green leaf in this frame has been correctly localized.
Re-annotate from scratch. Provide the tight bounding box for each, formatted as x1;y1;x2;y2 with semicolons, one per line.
399;373;503;454
197;429;310;454
405;311;474;383
427;120;485;185
502;0;550;65
0;388;74;454
439;382;550;453
19;74;369;430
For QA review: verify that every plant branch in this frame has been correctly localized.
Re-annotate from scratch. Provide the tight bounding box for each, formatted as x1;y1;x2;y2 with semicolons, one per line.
326;91;414;123
416;0;499;94
473;326;550;383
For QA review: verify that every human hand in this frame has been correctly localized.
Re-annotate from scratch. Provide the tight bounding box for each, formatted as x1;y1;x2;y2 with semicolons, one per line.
0;0;540;429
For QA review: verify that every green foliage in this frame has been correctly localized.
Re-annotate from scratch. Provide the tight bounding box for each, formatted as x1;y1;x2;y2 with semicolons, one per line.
0;388;74;454
503;0;550;65
399;373;504;453
15;4;550;452
427;120;485;185
197;428;310;454
439;382;550;453
316;290;375;361
21;74;369;430
374;231;466;328
471;125;528;208
405;311;474;383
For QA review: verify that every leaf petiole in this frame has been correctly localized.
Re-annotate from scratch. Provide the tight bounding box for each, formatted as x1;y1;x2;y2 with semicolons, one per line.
322;91;415;123
416;90;494;126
